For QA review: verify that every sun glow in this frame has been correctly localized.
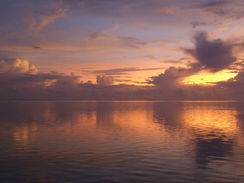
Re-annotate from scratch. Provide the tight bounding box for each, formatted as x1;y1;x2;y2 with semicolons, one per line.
183;70;237;85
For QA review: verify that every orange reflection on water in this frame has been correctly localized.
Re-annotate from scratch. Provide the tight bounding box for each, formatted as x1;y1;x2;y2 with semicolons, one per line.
13;123;38;145
182;104;238;139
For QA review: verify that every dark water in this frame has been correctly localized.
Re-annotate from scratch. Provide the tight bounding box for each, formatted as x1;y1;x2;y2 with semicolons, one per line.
0;101;244;183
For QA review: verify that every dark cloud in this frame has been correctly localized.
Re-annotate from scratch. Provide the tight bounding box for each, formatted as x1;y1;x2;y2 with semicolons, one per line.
234;71;244;84
146;31;243;99
148;66;199;87
149;31;240;92
184;31;236;72
216;70;244;100
33;46;41;49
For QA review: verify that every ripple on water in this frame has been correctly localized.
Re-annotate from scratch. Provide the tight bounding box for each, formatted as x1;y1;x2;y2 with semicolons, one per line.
0;101;244;183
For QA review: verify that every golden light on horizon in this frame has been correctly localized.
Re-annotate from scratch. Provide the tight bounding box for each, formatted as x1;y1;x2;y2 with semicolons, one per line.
183;70;237;85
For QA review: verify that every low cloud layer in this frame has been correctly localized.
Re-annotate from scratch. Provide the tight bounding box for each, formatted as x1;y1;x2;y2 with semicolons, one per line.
0;57;242;101
217;70;244;98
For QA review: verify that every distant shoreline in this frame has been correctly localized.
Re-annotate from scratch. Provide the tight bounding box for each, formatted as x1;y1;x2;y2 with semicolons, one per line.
0;100;239;103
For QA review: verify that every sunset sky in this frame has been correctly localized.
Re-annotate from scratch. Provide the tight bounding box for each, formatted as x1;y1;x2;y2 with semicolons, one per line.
0;0;243;100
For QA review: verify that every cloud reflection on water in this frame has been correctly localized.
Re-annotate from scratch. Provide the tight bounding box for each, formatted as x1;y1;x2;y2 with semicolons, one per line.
0;101;244;182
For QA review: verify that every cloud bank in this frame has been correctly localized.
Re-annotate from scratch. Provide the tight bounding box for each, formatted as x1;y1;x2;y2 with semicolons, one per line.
0;56;242;101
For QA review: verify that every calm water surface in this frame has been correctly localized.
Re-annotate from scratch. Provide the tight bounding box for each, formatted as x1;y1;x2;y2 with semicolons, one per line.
0;101;244;183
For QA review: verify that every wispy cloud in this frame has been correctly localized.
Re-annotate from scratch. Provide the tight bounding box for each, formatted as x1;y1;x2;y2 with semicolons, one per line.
90;67;163;76
25;8;66;34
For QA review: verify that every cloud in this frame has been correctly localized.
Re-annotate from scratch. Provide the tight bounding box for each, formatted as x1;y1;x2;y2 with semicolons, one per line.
89;32;147;49
51;74;81;88
25;8;66;33
216;70;244;99
146;31;242;95
62;0;244;25
199;0;228;8
162;57;190;64
184;31;236;72
191;21;206;28
96;75;114;86
146;30;243;99
195;0;244;20
0;0;242;56
148;66;199;87
33;46;41;49
145;55;156;60
0;0;243;100
0;57;240;100
0;57;84;99
114;79;147;85
0;58;38;74
91;67;163;76
234;71;244;84
147;31;241;90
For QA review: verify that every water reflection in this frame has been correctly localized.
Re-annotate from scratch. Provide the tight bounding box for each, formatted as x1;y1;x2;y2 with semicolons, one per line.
96;102;115;128
183;103;238;139
194;138;233;167
153;102;183;130
0;101;244;183
182;103;238;168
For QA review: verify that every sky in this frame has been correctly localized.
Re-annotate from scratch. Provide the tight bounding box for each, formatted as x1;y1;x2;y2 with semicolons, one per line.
0;0;243;100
